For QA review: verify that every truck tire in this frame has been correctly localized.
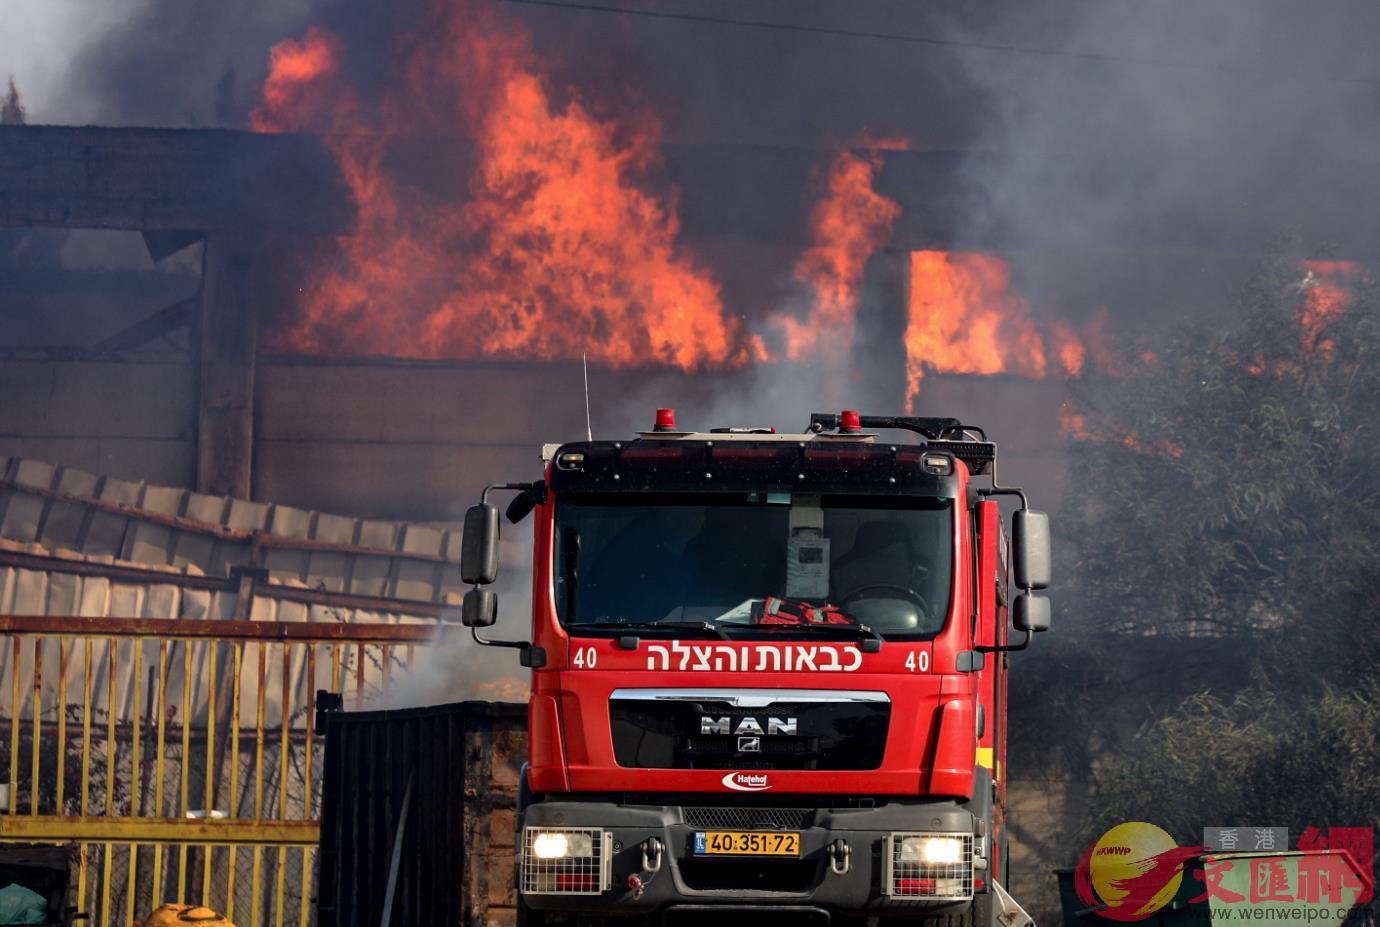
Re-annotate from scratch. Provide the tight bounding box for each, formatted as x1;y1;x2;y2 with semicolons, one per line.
516;898;547;927
918;892;992;927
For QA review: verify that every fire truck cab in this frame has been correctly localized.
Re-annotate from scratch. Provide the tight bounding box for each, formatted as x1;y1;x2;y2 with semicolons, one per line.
461;410;1051;926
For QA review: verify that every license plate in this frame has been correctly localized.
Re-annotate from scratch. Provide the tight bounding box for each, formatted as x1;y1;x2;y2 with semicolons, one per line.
693;830;801;857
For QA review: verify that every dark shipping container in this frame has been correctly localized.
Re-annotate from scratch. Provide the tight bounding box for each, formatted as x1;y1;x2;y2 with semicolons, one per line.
316;699;527;927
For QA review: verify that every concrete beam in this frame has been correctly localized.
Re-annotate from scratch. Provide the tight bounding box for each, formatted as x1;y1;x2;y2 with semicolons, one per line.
5;125;1380;256
0;125;351;234
196;234;259;497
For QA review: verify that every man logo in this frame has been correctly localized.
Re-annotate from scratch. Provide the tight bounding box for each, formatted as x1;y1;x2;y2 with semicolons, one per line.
738;736;762;753
701;716;798;736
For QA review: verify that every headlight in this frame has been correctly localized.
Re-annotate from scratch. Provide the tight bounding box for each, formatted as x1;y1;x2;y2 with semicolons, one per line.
888;832;973;900
898;835;965;865
532;832;569;859
522;828;609;896
530;830;595;859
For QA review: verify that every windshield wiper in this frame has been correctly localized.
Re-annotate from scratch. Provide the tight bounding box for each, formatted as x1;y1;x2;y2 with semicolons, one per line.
578;620;731;641
743;620;885;651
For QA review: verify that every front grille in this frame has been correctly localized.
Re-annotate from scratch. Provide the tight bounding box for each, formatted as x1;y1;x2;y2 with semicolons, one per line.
682;737;816;754
678;858;818;892
610;694;890;770
884;833;974;901
683;806;814;830
519;827;610;895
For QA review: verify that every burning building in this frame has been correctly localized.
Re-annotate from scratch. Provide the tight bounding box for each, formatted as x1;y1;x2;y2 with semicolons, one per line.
2;0;1379;922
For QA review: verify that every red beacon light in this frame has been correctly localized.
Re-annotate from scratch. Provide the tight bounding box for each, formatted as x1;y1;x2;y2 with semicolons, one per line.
653;408;678;432
839;410;862;433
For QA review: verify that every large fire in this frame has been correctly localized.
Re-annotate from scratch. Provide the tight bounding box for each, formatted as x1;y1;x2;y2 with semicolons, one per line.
250;9;1099;391
903;252;1104;411
252;6;1117;401
252;1;753;370
776;146;903;360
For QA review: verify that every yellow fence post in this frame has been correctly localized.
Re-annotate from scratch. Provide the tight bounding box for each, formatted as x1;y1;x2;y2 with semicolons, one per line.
0;614;442;921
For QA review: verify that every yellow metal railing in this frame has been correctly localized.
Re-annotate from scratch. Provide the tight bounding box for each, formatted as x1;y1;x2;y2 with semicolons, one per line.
0;615;441;926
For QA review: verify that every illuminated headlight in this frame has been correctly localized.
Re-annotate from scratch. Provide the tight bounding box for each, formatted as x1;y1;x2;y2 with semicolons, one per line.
887;832;974;901
521;827;609;895
532;832;569;859
530;830;595;859
899;835;965;865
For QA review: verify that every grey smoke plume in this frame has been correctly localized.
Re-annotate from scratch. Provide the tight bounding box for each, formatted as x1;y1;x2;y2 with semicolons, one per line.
4;0;311;126
382;520;537;707
945;1;1380;330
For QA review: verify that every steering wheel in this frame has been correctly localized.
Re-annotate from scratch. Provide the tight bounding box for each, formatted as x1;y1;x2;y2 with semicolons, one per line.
838;583;931;618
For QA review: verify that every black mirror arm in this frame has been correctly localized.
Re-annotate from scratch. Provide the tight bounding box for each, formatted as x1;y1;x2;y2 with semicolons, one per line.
976;485;1028;509
470;626;547;668
482;481;536;505
975;628;1030;654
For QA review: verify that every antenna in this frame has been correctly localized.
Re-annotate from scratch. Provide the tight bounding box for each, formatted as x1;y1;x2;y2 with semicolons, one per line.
582;353;593;441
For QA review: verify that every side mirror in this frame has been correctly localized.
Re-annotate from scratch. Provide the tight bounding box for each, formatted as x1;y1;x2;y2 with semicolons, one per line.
462;587;498;628
1013;510;1051;590
461;503;500;585
1013;593;1051;633
505;484;541;525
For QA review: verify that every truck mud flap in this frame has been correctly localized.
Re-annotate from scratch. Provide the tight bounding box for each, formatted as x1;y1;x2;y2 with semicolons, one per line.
992;881;1035;927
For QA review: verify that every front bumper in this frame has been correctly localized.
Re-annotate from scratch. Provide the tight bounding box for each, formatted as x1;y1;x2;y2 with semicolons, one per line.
518;798;982;918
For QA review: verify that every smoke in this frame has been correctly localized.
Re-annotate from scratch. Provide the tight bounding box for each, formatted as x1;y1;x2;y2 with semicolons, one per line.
381;518;537;707
1;78;25;125
3;0;311;126
947;2;1380;328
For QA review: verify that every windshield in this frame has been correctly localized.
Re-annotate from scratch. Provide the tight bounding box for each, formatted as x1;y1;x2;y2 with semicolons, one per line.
554;492;952;639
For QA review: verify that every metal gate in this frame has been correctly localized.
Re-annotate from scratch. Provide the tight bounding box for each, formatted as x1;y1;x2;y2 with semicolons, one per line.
0;614;443;926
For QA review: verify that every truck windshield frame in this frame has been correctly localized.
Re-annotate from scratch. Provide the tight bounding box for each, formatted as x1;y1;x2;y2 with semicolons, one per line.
552;491;954;642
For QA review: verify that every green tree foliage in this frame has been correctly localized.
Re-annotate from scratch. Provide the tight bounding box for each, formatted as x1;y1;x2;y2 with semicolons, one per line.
1064;258;1380;676
1012;255;1380;867
1096;684;1380;841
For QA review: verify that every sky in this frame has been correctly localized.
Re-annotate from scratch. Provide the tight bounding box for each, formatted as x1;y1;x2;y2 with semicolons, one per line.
3;0;150;123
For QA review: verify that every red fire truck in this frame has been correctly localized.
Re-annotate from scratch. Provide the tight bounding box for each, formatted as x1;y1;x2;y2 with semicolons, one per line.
460;410;1051;926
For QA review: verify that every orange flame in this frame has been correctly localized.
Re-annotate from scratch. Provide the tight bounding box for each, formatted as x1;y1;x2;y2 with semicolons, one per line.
254;3;751;370
904;251;1051;410
1298;259;1361;353
777;146;903;359
249;27;342;134
1059;403;1184;458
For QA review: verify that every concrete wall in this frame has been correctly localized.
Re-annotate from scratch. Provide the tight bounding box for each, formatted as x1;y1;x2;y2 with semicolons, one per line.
0;357;196;486
0;354;1074;521
255;359;593;520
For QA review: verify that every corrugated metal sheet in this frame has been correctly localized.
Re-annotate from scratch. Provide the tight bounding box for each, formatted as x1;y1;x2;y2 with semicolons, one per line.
0;455;484;726
316;701;526;927
0;456;488;736
0;455;470;612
